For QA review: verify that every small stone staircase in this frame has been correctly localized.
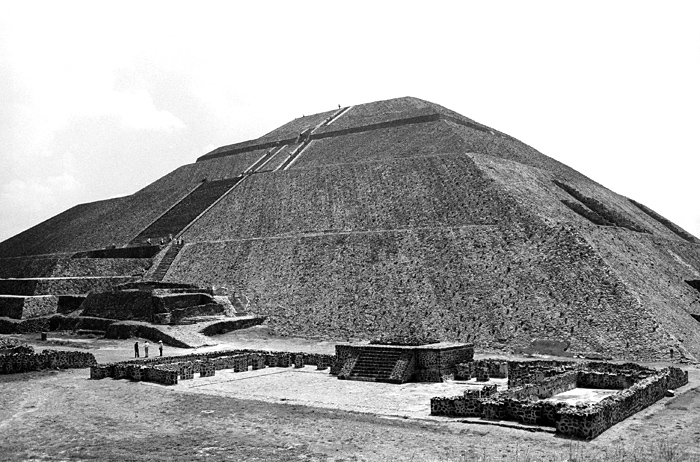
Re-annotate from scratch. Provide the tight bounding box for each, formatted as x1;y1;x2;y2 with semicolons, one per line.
149;243;183;282
347;348;403;382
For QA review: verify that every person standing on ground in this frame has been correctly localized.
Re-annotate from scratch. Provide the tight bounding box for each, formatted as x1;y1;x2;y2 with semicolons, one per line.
144;341;150;358
134;341;139;358
159;340;163;357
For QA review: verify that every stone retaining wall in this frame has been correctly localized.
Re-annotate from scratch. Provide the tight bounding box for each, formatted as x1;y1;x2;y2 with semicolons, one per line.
0;314;116;335
0;276;134;297
0;295;59;320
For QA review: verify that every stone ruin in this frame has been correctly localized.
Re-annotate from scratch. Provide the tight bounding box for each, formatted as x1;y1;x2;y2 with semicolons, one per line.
0;337;34;355
2;97;700;361
332;342;474;383
90;349;335;386
80;281;242;325
430;359;688;439
1;348;97;375
87;340;690;439
1;338;98;375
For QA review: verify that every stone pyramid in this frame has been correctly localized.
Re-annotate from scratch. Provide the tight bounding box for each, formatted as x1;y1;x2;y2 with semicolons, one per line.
2;97;699;361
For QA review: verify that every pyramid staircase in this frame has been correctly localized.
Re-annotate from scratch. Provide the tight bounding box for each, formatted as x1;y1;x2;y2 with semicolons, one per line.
276;106;353;171
244;144;287;174
148;243;183;282
345;348;405;383
131;177;242;245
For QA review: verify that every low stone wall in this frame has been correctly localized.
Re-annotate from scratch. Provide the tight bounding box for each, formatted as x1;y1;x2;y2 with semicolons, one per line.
431;363;688;438
507;360;579;388
90;349;336;385
503;370;579;401
506;360;654;388
557;367;688;439
455;359;508;380
0;349;96;374
0;338;34;355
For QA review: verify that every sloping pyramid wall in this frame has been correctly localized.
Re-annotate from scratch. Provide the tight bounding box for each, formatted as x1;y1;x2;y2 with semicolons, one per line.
1;97;699;361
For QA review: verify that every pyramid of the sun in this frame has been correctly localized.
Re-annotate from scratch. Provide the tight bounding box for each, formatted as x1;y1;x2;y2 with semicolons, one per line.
2;97;699;361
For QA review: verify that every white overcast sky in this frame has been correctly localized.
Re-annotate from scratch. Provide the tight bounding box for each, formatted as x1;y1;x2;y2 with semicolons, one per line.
1;1;698;242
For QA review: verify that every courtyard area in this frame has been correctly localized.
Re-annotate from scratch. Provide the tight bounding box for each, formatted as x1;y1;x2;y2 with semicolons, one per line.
171;365;509;419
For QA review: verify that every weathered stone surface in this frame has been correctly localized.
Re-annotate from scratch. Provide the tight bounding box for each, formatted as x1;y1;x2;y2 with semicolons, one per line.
1;97;699;360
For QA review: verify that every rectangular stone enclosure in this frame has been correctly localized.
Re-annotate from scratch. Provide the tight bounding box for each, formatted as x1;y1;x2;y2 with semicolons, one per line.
333;343;474;384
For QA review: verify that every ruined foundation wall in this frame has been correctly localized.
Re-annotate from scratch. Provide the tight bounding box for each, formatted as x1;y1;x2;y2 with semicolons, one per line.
432;365;688;438
90;349;336;385
0;349;96;374
558;367;688;439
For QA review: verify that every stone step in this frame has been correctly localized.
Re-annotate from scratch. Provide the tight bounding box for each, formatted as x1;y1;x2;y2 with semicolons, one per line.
348;374;391;380
349;369;393;375
351;370;394;376
352;367;395;373
352;364;395;370
347;349;402;382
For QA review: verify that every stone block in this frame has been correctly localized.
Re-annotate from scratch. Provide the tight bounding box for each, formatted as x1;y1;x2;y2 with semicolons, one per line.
265;354;278;367
179;363;194;380
293;354;304;368
251;354;265;370
277;354;291;368
233;356;247;372
113;364;128;379
199;361;215;378
476;367;490;382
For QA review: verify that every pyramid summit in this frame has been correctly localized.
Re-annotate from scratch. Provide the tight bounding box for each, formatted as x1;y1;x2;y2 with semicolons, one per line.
2;96;700;361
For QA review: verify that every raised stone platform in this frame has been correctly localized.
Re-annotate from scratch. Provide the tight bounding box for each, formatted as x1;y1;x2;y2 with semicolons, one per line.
333;343;473;384
80;280;238;323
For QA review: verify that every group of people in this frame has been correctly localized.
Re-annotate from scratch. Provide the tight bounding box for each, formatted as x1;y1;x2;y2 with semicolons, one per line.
134;340;163;358
145;235;185;246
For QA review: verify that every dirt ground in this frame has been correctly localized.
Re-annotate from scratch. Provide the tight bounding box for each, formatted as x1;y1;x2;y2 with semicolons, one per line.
1;328;699;461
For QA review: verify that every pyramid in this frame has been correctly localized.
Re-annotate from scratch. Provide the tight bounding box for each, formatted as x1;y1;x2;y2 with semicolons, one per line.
2;97;700;361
